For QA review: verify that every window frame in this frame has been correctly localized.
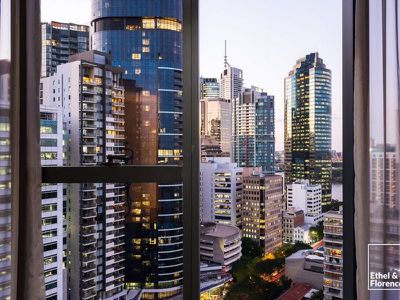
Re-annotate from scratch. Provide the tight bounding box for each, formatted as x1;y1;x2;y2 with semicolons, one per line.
39;0;356;299
342;0;356;299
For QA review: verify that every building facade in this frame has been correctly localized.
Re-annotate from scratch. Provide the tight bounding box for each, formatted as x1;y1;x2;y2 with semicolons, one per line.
91;1;184;297
200;157;243;227
287;180;323;225
41;21;89;77
285;249;324;289
40;105;64;300
0;60;11;299
323;210;343;299
199;222;242;270
200;97;231;154
220;55;243;101
200;77;220;99
284;53;332;204
370;144;397;208
242;174;283;254
283;208;304;244
232;86;275;173
41;51;126;300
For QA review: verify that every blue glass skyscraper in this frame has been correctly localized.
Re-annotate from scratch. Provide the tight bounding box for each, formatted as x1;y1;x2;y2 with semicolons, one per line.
91;1;183;298
232;86;275;174
284;53;332;204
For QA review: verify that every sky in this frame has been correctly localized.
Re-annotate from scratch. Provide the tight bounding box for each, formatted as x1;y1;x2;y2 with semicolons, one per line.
41;0;342;151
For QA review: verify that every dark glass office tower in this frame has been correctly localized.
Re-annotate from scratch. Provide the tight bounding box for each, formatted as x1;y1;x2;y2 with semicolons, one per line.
91;1;183;298
284;53;332;205
41;21;89;77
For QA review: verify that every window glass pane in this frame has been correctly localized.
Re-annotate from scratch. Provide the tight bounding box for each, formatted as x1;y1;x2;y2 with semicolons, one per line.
368;1;400;298
200;1;342;299
41;0;184;298
0;0;12;298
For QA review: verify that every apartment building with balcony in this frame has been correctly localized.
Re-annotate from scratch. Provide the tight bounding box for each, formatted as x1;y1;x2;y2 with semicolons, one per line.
40;105;64;299
323;210;343;299
0;60;11;299
41;50;126;300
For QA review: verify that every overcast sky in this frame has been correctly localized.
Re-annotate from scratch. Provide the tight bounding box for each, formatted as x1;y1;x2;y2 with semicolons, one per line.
41;0;342;151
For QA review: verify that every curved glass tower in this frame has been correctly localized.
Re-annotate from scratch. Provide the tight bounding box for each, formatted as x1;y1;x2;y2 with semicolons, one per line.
284;53;332;205
91;1;183;298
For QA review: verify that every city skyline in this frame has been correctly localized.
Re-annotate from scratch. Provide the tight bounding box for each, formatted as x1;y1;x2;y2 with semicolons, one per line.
41;0;343;152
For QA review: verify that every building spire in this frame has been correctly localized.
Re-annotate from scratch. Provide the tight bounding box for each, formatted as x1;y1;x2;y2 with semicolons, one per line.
224;40;229;68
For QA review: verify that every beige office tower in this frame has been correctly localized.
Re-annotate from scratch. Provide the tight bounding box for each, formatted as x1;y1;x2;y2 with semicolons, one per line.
200;97;232;155
242;173;283;254
370;145;397;208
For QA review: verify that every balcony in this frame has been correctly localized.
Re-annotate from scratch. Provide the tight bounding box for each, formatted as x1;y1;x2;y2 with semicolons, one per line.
82;263;96;273
81;236;96;246
81;210;96;219
82;184;96;191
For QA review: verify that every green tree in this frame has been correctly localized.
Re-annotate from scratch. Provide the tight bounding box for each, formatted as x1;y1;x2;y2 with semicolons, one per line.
241;237;263;260
310;290;324;300
309;221;324;242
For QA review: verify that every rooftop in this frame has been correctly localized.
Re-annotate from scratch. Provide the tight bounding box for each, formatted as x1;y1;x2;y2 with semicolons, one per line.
200;222;240;238
276;283;313;300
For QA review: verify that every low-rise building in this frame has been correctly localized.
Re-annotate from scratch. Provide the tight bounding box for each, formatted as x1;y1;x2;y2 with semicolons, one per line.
200;222;242;271
287;180;323;224
285;249;324;289
283;208;304;243
294;224;313;244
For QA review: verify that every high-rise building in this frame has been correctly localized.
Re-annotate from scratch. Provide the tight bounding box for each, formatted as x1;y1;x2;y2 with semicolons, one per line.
284;53;332;204
200;157;243;227
201;136;230;160
200;77;220;99
220;43;243;100
91;1;184;297
370;144;397;208
200;97;231;154
41;21;89;77
40;105;64;300
0;60;11;299
283;207;304;244
41;51;126;300
323;210;343;299
287;180;323;225
233;86;275;173
242;173;283;254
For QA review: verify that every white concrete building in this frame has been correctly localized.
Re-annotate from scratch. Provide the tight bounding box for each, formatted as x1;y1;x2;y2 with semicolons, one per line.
220;45;243;101
200;222;242;271
287;180;323;224
41;51;126;300
285;249;324;289
200;157;243;227
40;105;65;300
294;224;313;244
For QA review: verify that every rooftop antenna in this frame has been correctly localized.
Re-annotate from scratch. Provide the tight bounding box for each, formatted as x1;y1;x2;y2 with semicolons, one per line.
224;40;230;68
